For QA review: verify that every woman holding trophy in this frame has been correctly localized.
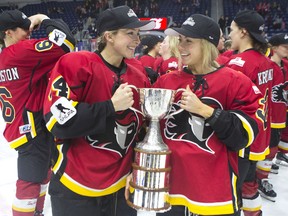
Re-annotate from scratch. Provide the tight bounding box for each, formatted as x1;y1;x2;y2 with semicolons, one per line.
149;14;266;216
43;5;155;216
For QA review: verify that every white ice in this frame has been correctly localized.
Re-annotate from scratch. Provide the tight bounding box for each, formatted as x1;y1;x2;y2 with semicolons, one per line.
0;115;287;216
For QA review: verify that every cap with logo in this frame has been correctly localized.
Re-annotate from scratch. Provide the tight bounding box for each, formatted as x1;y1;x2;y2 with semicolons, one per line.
164;14;220;47
0;9;31;31
233;10;267;44
96;5;155;36
269;33;288;46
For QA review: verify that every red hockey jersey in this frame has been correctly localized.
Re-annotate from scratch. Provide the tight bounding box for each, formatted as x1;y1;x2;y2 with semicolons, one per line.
227;49;272;160
153;56;179;75
0;21;75;149
153;67;264;215
270;61;286;129
44;51;150;197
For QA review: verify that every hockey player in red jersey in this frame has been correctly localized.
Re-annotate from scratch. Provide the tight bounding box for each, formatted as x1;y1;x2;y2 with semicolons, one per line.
266;34;288;169
255;33;288;202
227;10;273;216
43;6;155;216
0;9;75;216
150;14;264;216
153;35;180;75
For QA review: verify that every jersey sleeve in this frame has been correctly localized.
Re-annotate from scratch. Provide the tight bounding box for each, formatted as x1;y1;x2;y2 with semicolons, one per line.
41;18;76;53
43;52;116;139
271;63;286;129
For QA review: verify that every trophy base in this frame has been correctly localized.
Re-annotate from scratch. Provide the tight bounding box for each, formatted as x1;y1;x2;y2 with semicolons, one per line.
127;199;171;213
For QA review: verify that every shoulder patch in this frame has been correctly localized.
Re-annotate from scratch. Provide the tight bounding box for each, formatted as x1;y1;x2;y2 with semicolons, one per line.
51;97;77;125
35;40;53;52
49;29;67;46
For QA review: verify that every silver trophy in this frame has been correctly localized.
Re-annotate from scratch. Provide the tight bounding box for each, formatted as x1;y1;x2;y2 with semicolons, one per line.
127;88;182;213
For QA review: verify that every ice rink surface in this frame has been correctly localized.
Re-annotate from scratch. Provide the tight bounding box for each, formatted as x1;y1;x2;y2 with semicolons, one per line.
0;116;287;216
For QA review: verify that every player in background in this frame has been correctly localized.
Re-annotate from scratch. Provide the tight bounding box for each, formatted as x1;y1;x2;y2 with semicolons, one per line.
227;10;272;216
153;35;180;76
267;34;288;168
0;9;75;216
137;34;163;83
43;6;154;216
255;33;288;202
149;14;263;216
216;29;230;65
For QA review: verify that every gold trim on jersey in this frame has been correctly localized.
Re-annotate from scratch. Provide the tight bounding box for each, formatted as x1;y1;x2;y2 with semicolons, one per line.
168;194;235;215
9;111;37;149
9;135;28;149
52;144;64;174
271;122;286;129
232;112;255;147
249;146;270;161
64;39;75;52
59;172;128;197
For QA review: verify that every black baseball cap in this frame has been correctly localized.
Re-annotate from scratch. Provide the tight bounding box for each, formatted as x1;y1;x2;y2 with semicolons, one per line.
141;35;163;51
0;9;31;31
269;33;288;46
164;14;220;47
96;6;155;36
234;10;267;44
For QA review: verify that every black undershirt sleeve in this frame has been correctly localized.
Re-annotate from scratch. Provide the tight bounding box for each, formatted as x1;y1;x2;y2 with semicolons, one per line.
206;108;259;151
50;100;115;139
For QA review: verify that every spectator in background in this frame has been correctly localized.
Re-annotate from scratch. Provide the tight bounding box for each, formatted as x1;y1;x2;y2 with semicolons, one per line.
218;15;225;32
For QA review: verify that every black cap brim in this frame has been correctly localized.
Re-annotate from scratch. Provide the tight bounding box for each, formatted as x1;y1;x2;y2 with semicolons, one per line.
250;32;267;44
123;20;155;31
165;27;199;39
21;19;31;31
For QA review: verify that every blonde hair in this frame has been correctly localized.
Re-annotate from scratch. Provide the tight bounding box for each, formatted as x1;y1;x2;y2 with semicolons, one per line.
167;36;180;58
200;39;220;69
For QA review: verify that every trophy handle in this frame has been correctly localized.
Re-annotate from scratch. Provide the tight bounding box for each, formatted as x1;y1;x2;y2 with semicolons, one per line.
127;84;145;116
165;88;185;118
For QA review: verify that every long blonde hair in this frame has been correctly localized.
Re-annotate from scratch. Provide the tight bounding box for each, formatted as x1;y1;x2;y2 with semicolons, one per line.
167;35;180;58
189;39;220;73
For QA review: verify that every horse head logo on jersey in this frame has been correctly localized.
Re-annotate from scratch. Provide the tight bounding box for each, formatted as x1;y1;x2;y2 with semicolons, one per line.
272;81;288;105
164;97;222;154
86;109;139;156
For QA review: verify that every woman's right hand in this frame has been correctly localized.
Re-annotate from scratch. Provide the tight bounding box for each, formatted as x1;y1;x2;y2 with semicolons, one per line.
28;14;49;31
111;83;134;112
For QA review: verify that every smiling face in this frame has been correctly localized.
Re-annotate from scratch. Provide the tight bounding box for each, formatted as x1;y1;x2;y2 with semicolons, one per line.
110;28;141;59
178;35;202;67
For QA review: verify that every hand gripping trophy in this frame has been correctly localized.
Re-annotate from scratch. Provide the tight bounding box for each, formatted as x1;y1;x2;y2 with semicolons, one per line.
127;87;183;215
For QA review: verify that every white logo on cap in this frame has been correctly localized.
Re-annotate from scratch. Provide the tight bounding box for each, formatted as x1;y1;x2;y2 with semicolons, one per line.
183;17;195;27
21;12;27;19
127;9;137;18
209;36;214;40
259;24;265;32
284;34;288;40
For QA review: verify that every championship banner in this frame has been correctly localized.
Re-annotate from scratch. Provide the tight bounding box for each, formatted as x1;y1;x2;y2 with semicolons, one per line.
139;18;168;30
